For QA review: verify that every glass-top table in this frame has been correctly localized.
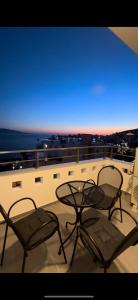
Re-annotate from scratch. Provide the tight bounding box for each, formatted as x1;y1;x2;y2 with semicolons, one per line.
56;180;105;261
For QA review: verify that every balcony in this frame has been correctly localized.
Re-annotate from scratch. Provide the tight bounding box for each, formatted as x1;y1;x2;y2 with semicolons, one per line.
0;146;138;273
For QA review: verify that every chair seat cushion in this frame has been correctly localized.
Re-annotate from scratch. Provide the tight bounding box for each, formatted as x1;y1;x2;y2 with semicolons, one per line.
93;194;114;209
93;184;119;209
14;208;58;249
81;208;124;262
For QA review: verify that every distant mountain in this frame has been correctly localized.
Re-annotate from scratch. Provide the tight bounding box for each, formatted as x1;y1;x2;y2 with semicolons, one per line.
0;128;28;134
112;128;138;136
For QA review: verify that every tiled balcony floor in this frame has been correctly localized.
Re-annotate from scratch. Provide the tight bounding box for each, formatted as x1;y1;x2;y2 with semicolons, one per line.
0;192;138;273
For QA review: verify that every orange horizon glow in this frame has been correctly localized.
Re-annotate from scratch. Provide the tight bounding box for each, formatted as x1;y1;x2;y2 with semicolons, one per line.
21;126;134;135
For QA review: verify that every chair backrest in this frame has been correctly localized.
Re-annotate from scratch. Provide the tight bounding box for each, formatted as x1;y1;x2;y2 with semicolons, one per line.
112;225;138;260
0;204;13;227
97;165;123;198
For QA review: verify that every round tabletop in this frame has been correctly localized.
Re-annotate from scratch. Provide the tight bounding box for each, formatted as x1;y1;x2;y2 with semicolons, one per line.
56;180;105;208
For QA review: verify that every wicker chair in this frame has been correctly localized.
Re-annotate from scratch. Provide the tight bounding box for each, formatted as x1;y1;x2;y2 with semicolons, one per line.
0;198;67;272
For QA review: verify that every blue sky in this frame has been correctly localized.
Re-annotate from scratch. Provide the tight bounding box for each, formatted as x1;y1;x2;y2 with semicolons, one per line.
1;27;138;135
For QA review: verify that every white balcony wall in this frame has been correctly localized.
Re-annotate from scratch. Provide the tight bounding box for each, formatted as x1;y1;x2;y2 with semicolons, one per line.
0;158;133;220
131;148;138;209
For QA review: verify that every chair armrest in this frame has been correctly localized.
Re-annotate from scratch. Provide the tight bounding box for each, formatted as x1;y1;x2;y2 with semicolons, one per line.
110;208;138;225
8;197;37;217
26;218;57;246
82;179;96;192
85;179;96;185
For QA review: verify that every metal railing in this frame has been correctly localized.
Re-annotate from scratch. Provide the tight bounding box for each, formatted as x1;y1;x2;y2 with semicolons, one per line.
0;145;136;172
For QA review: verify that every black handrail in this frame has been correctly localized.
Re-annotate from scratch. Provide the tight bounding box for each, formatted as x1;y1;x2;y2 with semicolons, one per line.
0;145;135;171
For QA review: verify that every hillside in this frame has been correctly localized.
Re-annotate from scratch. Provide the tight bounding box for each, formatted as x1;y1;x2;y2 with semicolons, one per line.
0;128;27;134
113;128;138;136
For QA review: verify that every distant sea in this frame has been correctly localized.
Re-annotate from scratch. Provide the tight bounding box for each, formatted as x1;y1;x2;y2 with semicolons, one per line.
0;133;50;151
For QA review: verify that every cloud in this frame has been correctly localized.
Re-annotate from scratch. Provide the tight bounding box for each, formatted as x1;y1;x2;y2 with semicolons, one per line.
91;84;105;96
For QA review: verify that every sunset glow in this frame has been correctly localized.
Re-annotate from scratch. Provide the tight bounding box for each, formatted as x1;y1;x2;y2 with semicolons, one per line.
22;126;135;135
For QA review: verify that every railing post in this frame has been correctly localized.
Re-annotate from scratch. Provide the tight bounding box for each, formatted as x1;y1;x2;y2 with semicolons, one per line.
110;146;113;160
44;149;48;163
76;148;80;163
35;151;39;168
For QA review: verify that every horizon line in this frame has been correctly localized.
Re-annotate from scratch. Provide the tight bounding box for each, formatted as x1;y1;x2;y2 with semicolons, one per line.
1;126;137;136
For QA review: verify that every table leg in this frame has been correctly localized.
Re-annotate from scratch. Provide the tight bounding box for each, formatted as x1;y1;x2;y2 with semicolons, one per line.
70;226;79;266
58;223;77;255
58;207;83;255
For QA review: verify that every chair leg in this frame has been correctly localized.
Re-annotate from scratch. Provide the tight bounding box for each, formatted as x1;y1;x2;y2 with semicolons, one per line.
58;224;76;255
22;250;27;273
57;229;67;264
108;209;111;220
104;265;107;273
0;224;9;266
119;196;123;223
70;227;79;267
93;256;97;263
